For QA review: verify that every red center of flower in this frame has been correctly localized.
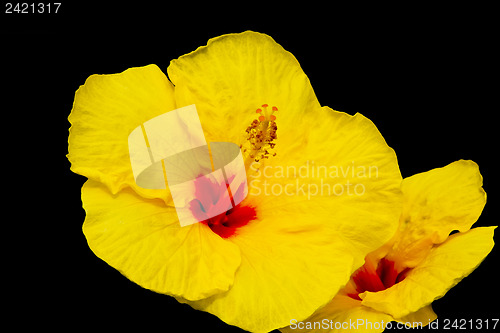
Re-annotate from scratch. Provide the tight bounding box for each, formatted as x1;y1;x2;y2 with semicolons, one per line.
188;174;256;238
347;258;410;301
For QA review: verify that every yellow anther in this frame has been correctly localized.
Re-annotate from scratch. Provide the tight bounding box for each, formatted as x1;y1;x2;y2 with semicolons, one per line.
242;104;279;167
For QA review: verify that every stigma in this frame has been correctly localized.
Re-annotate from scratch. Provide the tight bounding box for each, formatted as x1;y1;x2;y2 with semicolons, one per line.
242;104;278;165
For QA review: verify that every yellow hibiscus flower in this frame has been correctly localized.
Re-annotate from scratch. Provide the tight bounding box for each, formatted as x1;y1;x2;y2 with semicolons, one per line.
281;160;495;332
67;31;403;332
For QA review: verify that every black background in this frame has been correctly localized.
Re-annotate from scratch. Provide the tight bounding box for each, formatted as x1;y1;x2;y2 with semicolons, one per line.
3;3;498;332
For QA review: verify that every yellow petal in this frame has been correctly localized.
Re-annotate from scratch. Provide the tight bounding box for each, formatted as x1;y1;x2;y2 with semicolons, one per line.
395;305;437;328
68;64;176;201
81;180;241;301
179;211;355;333
361;226;496;318
393;160;486;266
280;294;393;333
167;31;320;144
305;108;403;266
251;108;403;269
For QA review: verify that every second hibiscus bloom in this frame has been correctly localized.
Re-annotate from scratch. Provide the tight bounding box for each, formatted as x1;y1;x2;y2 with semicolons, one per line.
281;160;495;332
